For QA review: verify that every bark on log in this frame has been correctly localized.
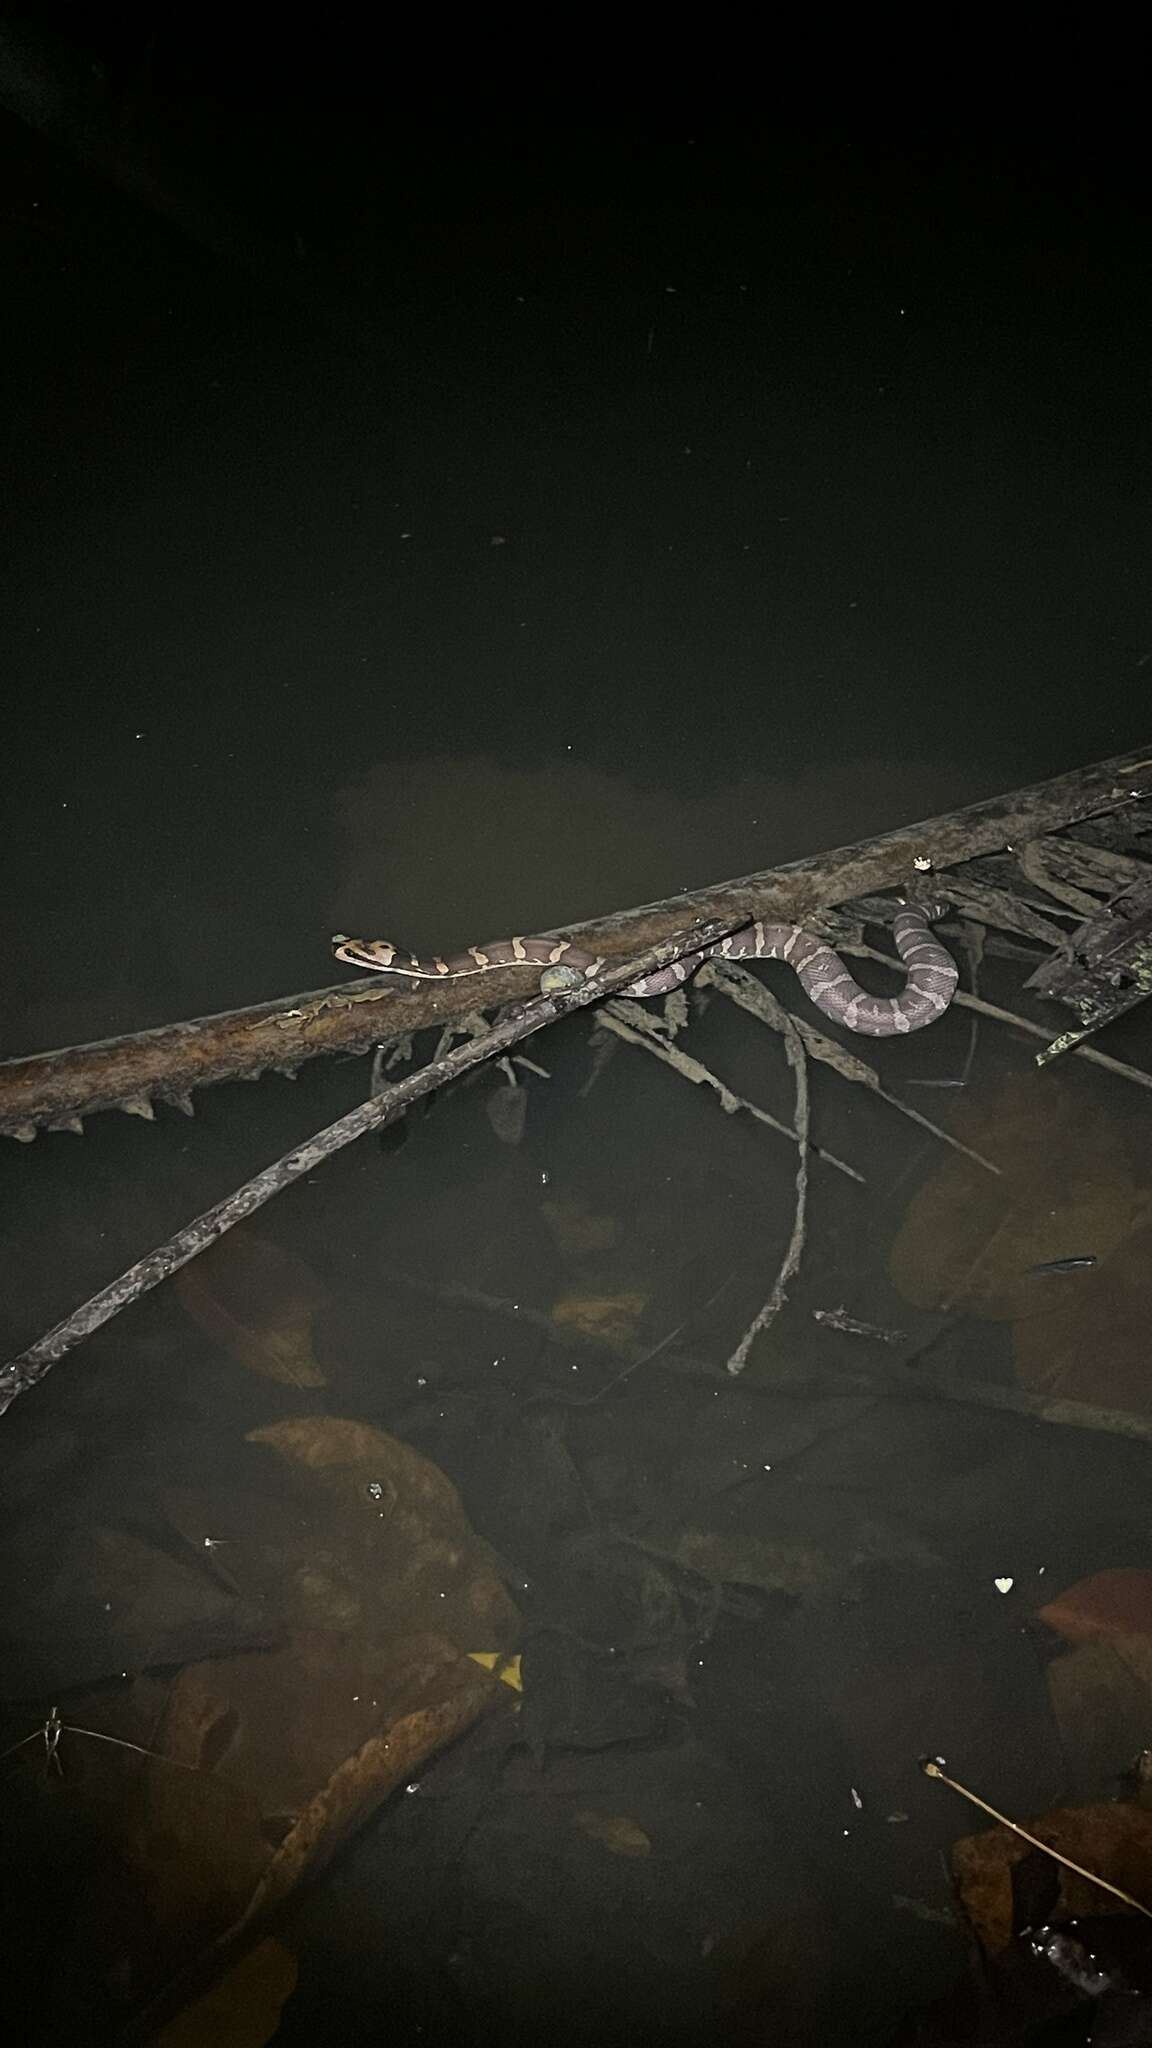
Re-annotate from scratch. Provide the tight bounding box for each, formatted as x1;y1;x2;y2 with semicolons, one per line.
3;742;1150;1141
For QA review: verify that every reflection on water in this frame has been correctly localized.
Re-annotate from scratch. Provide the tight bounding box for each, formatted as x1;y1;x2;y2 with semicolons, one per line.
332;749;978;953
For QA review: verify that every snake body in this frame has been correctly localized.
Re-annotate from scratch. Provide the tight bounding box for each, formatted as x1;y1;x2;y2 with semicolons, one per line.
332;905;957;1037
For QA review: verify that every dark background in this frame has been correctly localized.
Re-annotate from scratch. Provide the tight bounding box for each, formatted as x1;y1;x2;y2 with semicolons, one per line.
3;25;1152;2046
3;23;1149;1054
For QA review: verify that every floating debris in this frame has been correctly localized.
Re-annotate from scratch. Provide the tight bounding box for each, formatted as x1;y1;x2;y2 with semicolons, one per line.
1026;1255;1098;1275
812;1307;907;1345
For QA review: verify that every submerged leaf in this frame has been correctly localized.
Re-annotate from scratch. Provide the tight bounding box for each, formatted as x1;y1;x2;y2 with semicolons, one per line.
1039;1570;1152;1645
953;1801;1152;1955
551;1291;647;1345
542;1198;620;1256
887;1075;1152;1411
174;1231;329;1387
574;1811;652;1857
151;1938;298;2048
485;1081;528;1146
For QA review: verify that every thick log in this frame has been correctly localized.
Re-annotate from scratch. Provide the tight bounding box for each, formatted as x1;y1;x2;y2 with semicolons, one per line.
0;923;741;1414
3;743;1150;1140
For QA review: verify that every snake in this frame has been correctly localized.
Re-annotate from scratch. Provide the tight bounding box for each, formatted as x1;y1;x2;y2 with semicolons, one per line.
332;903;957;1037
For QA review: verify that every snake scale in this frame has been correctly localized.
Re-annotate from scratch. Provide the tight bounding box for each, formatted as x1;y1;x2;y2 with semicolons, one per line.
332;904;957;1036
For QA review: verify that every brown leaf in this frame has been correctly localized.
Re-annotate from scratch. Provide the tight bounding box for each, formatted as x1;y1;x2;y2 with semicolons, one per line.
541;1198;620;1256
231;1650;506;1928
1039;1570;1152;1645
886;1075;1152;1413
150;1937;297;2048
551;1291;647;1345
574;1811;652;1858
485;1081;528;1147
174;1231;329;1387
246;1418;522;1649
953;1801;1152;1954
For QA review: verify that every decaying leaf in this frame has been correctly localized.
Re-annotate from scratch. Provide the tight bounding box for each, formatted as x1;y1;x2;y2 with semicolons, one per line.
0;1518;275;1698
887;1075;1152;1412
24;1714;272;2013
485;1080;528;1147
3;1420;525;2037
1045;1639;1152;1782
551;1291;648;1345
637;1488;938;1598
952;1801;1152;1955
150;1937;298;2048
247;1417;522;1647
1039;1571;1152;1704
541;1197;621;1256
574;1811;652;1857
229;1645;507;1928
174;1230;330;1387
1039;1570;1152;1646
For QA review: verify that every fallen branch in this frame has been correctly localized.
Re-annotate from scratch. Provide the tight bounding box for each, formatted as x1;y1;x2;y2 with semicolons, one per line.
846;943;1152;1090
368;1263;1152;1445
598;999;865;1181
0;919;741;1419
3;743;1149;1140
702;959;1000;1174
725;1004;810;1374
757;1356;1152;1447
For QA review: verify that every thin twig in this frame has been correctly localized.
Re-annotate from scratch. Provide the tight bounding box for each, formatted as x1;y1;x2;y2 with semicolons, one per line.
949;916;984;1087
848;944;1152;1090
793;1355;1152;1446
374;1265;1152;1443
921;1757;1152;1919
0;918;746;1420
598;1001;864;1183
726;1008;811;1376
703;960;1000;1175
530;1272;740;1408
0;1706;200;1777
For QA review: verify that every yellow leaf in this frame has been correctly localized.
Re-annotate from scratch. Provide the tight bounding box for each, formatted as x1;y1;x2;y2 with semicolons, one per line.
467;1651;523;1692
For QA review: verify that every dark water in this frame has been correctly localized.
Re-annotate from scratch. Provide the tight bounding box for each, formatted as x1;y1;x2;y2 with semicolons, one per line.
3;38;1152;2044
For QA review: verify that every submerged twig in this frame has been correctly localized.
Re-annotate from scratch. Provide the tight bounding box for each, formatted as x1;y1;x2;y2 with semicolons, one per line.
726;1008;811;1376
0;919;744;1420
788;1353;1152;1446
848;944;1152;1091
812;1308;908;1345
0;1705;199;1779
702;960;1000;1175
598;1000;865;1183
1016;839;1103;917
921;1757;1152;1919
951;917;985;1086
534;1272;740;1409
382;1263;1152;1441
